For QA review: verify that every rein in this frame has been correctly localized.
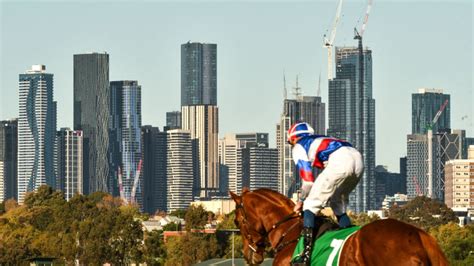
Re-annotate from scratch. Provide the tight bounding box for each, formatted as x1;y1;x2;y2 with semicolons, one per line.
236;201;301;255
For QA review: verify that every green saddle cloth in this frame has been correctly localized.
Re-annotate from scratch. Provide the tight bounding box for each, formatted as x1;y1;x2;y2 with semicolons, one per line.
291;226;360;266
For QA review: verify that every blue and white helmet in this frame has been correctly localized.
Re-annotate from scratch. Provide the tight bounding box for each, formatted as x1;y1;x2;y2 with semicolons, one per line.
287;122;314;144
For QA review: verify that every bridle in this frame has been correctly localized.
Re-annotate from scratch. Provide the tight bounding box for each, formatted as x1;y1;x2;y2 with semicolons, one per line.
235;200;301;259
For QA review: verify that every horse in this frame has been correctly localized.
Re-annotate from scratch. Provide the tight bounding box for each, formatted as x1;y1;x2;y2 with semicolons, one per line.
229;188;448;266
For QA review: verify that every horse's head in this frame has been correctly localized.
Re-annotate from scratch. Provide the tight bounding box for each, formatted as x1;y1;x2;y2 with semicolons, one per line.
230;189;267;265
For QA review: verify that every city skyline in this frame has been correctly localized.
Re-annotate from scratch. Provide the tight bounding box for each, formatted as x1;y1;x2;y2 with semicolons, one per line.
1;1;472;172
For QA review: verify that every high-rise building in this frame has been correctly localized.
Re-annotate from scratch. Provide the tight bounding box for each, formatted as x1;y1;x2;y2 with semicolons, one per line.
141;126;167;214
74;53;110;194
412;88;450;135
374;165;406;209
219;133;269;195
0;119;17;201
445;146;474;209
18;65;57;204
276;86;326;197
166;111;181;130
238;147;278;191
406;130;462;201
181;41;219;199
181;105;219;198
110;80;142;207
167;129;194;211
181;42;217;106
55;128;83;201
327;47;376;212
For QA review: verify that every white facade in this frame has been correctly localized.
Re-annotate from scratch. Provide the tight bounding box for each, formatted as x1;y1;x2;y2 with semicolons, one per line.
181;105;219;198
445;146;474;209
56;128;83;201
18;65;56;204
167;129;194;211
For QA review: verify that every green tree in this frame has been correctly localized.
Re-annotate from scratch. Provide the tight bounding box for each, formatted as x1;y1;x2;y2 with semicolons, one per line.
143;230;166;266
164;233;219;265
216;211;237;230
348;212;380;226
430;223;474;265
184;205;210;230
169;209;187;219
162;222;180;231
388;196;457;231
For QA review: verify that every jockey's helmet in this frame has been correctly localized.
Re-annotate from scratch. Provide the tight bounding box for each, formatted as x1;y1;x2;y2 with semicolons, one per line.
287;122;314;145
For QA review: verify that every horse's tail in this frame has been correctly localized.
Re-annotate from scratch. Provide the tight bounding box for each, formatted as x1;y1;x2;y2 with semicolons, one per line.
418;230;449;266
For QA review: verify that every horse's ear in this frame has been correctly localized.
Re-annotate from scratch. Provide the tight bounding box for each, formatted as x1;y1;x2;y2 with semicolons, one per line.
229;191;241;204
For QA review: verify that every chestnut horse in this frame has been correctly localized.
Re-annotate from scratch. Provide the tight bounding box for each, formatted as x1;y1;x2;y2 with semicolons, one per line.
230;188;448;266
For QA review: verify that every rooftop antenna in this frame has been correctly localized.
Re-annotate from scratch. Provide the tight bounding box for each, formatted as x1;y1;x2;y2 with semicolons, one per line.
293;75;302;99
317;71;321;97
283;70;287;99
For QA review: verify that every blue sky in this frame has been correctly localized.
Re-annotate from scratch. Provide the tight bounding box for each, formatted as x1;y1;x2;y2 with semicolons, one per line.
0;0;472;171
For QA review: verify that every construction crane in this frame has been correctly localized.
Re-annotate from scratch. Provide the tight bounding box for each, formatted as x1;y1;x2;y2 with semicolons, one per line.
411;176;422;196
323;0;343;80
427;99;449;198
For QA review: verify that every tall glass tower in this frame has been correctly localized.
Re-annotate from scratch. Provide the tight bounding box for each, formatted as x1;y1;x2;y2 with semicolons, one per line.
74;52;110;194
412;88;450;134
181;42;217;106
18;65;56;203
181;41;219;199
0;119;18;201
110;80;142;208
328;47;376;212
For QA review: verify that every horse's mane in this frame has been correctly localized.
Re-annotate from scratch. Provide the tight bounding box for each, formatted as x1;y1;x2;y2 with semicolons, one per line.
242;188;295;209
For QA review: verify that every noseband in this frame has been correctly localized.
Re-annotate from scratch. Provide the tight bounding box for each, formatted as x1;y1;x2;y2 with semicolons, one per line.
235;200;301;258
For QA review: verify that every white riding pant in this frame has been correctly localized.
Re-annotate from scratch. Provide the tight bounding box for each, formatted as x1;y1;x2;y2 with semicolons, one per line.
302;146;364;216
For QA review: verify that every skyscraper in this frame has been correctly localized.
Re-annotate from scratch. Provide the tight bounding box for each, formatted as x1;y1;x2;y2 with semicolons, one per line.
166;111;181;130
219;133;269;195
55;128;83;201
406;129;462;201
238;147;279;191
18;65;56;203
412;88;450;135
181;105;219;198
110;80;142;207
0;119;17;201
181;42;217;106
276;82;326;197
141;126;167;214
327;47;376;212
181;41;219;199
74;53;110;194
167;129;194;211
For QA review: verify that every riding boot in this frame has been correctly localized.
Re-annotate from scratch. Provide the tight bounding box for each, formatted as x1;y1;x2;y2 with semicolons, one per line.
336;213;352;228
292;227;314;266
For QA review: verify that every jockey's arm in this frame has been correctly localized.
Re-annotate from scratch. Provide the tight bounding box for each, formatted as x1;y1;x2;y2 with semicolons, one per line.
292;144;315;201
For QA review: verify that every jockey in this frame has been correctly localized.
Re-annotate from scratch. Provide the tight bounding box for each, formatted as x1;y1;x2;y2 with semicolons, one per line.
288;122;364;265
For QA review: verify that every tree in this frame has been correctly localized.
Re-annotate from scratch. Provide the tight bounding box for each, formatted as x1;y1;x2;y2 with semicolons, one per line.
216;211;237;230
169;209;187;219
164;233;219;265
143;230;166;266
388;196;457;231
348;212;380;226
430;223;474;265
162;222;180;231
184;205;209;230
